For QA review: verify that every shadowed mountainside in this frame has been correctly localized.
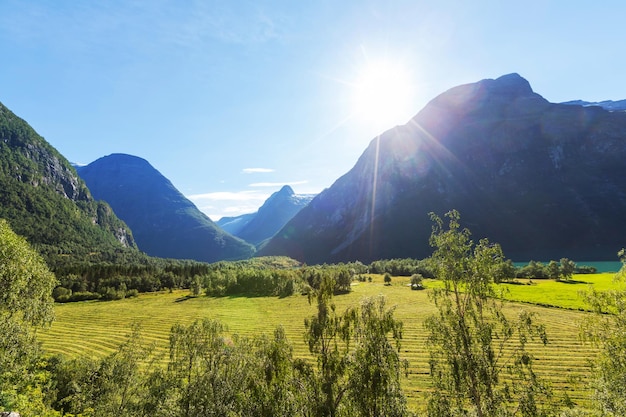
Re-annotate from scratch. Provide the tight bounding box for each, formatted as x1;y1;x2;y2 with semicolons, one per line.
217;185;314;246
77;154;255;262
260;73;626;264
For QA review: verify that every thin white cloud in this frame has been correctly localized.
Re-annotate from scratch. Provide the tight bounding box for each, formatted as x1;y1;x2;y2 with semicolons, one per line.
249;180;308;187
242;168;275;174
188;191;265;201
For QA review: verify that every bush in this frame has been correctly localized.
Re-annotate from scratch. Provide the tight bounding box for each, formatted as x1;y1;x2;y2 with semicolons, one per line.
384;273;392;286
576;265;598;274
410;274;424;290
52;286;72;301
68;291;101;302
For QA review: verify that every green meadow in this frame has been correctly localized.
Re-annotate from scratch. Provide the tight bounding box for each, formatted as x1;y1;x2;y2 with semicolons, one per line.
424;273;622;310
39;273;616;411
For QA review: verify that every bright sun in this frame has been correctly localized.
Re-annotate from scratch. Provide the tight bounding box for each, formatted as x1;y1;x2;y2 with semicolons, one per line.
351;61;414;131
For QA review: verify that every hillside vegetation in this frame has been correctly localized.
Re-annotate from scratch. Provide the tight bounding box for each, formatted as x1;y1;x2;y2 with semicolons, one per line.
0;102;137;265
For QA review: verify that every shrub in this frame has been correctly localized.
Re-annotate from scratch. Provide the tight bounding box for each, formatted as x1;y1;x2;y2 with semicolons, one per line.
384;273;392;286
410;274;424;290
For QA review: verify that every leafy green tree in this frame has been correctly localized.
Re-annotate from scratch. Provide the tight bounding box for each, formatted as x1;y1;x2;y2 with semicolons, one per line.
410;273;424;290
304;272;409;417
53;325;152;417
190;274;203;296
517;260;548;279
346;296;408;416
384;273;392;286
582;249;626;415
425;211;552;417
167;318;312;416
168;318;228;416
242;326;312;416
304;273;352;417
560;258;576;281
0;218;57;414
547;260;561;279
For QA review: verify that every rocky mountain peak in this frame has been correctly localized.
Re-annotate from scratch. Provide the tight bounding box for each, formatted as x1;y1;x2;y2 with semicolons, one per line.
218;185;314;246
480;73;534;96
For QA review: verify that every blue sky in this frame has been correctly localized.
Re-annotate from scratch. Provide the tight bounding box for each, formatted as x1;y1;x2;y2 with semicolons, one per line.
1;1;625;220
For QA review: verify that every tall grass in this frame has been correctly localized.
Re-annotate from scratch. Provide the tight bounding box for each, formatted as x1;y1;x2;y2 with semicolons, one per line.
39;274;604;411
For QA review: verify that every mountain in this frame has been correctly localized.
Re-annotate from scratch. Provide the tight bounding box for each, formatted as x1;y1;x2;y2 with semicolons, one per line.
260;73;626;263
0;102;136;266
217;185;315;246
216;213;257;236
77;154;255;262
562;99;626;112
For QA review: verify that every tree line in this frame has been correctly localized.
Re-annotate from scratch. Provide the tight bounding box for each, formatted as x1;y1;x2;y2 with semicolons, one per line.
50;252;596;304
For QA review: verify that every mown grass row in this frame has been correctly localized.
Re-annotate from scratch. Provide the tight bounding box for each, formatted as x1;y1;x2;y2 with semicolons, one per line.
39;273;609;412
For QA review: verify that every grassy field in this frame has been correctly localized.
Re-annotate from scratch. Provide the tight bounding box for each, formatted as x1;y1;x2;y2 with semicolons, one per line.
424;273;621;310
39;273;613;412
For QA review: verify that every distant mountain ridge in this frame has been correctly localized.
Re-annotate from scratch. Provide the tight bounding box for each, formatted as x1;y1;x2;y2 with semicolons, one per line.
217;185;315;246
562;99;626;112
0;102;136;266
260;73;626;263
77;154;255;262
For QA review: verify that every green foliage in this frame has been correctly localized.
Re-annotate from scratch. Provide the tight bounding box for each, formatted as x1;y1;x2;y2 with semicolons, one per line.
53;325;152;416
304;274;409;416
425;210;553;417
515;258;579;280
304;273;353;416
0;218;58;414
369;258;434;277
560;258;577;281
347;296;408;416
582;250;626;416
410;273;424;290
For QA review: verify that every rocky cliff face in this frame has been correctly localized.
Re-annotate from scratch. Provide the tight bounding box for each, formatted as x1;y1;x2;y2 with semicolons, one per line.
217;185;314;246
260;74;626;263
0;102;136;264
78;154;255;262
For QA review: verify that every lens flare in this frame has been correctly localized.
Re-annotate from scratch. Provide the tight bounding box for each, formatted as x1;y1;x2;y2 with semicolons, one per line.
351;60;415;130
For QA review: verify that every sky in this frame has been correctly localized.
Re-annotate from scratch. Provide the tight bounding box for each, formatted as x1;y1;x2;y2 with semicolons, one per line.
1;1;625;220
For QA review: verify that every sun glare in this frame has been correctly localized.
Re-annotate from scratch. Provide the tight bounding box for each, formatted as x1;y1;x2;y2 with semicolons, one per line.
351;61;414;130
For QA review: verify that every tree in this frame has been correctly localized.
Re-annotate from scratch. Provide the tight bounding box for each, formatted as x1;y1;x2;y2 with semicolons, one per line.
547;260;561;279
560;258;576;281
582;249;626;415
0;218;58;414
384;273;392;286
425;211;552;417
410;273;423;290
304;272;409;417
346;296;408;416
304;272;352;417
53;325;152;417
190;275;203;296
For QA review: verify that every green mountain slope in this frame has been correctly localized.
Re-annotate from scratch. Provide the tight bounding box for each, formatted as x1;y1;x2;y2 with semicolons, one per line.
0;101;137;267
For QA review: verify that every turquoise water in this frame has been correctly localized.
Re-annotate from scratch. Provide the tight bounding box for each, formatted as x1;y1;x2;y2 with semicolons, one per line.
513;261;623;273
